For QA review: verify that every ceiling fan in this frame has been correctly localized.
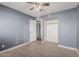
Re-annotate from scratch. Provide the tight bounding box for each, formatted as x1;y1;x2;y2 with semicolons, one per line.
27;2;50;11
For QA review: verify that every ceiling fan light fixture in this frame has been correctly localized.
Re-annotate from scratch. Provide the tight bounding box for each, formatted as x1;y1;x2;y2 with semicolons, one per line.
28;2;49;11
36;6;43;11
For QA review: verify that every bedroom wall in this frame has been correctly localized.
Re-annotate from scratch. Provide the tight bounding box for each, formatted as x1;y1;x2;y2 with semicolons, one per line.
41;7;77;48
0;5;34;51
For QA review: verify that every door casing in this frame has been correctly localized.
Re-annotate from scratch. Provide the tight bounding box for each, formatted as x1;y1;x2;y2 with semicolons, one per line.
29;19;36;42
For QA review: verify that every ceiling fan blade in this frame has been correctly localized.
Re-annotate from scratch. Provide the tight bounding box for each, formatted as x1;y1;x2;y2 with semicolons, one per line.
42;3;49;6
27;2;34;4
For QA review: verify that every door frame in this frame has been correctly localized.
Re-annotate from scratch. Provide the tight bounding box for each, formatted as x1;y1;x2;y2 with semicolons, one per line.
29;19;36;42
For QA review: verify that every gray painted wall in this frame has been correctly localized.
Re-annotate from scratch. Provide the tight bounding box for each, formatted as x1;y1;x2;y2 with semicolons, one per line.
0;5;34;51
41;8;77;48
77;5;79;48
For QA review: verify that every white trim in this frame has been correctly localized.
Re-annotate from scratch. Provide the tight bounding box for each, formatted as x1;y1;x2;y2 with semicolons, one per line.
46;40;58;43
0;41;33;54
58;45;77;51
58;45;79;56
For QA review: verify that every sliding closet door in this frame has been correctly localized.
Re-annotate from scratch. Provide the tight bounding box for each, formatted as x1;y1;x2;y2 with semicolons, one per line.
46;20;58;43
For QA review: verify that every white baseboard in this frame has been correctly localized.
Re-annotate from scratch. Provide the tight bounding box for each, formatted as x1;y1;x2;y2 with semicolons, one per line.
46;41;58;44
76;50;79;56
58;45;79;56
0;41;33;54
58;45;77;51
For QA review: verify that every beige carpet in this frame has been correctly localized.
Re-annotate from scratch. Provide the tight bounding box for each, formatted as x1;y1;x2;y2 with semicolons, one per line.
0;41;78;57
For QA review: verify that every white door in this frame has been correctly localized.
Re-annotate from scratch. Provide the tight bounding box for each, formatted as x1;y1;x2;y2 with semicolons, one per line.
30;19;36;42
46;20;58;43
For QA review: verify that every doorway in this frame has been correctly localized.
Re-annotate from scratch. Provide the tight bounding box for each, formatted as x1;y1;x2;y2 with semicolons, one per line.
36;21;41;41
46;19;58;43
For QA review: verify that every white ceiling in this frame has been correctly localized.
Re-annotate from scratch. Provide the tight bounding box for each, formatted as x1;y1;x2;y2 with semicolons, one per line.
0;2;78;17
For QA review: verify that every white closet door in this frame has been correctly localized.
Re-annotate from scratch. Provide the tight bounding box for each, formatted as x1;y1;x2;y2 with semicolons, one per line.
30;20;36;42
46;20;58;43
